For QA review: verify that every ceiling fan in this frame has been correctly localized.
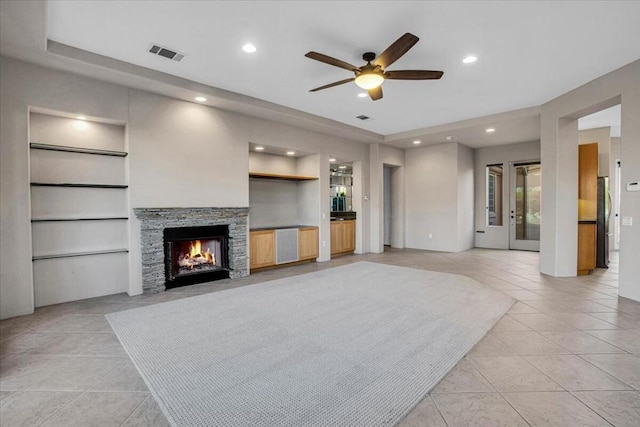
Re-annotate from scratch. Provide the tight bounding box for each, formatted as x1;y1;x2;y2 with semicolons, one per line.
305;33;443;101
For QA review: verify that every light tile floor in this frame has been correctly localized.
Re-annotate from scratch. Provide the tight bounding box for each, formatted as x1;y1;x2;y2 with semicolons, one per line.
1;248;638;426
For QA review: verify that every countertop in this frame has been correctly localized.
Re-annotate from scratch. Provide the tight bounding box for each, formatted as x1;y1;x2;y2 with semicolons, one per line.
250;225;317;231
578;218;597;224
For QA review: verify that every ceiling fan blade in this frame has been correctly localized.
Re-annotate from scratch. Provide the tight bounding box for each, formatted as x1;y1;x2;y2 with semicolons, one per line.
374;33;419;69
385;70;444;80
368;86;383;101
309;78;355;92
305;52;360;72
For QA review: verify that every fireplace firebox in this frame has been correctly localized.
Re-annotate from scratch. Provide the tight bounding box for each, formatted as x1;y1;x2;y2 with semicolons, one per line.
163;225;230;289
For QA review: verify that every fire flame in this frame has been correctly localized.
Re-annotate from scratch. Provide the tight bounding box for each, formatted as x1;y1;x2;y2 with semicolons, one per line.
178;240;216;269
189;240;202;258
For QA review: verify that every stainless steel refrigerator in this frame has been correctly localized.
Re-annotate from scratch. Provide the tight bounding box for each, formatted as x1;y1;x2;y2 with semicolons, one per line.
596;177;612;268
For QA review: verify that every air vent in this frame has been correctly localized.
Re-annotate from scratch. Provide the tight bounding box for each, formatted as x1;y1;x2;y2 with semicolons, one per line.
356;115;371;121
148;44;186;62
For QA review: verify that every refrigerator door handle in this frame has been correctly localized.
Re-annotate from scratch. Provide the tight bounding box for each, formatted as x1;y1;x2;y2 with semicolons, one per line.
607;191;613;222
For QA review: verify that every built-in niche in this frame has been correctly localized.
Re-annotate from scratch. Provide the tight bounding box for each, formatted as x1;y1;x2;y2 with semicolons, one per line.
248;146;320;229
330;163;353;214
29;111;129;306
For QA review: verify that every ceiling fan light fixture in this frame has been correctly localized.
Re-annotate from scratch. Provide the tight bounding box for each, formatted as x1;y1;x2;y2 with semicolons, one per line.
355;72;384;90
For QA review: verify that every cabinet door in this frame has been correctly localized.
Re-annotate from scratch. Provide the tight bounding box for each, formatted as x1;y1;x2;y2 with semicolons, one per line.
330;221;342;255
577;223;596;275
578;143;598;220
342;220;355;252
250;230;275;269
331;221;355;255
299;227;319;260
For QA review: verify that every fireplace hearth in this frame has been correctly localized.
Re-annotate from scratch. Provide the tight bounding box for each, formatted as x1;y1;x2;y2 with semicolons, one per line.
164;225;230;289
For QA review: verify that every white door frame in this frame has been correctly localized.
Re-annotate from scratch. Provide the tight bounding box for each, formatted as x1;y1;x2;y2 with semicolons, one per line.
509;160;541;251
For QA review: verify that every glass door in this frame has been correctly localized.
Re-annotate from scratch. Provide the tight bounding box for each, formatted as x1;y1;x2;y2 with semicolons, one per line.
509;162;541;251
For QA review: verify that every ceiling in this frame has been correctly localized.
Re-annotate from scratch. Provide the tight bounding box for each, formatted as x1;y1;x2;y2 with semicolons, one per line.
3;1;639;149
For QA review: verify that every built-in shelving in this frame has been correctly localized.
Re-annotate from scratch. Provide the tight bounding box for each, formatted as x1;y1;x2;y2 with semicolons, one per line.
33;248;129;261
249;172;318;181
29;112;130;307
30;142;128;157
31;217;129;223
30;182;128;189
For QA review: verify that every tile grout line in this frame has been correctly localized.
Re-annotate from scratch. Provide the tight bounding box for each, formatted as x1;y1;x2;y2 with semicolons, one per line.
565;390;618;427
36;390;85;426
427;393;451;427
462;356;534;426
119;393;152;427
572;353;638;391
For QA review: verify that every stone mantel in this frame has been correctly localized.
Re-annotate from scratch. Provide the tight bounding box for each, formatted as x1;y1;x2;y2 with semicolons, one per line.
134;207;250;293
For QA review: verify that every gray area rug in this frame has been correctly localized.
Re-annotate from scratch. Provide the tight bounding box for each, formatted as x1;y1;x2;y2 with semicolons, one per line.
107;262;514;426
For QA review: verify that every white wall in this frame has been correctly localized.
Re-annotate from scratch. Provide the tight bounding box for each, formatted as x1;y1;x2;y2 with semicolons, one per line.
540;59;640;302
457;144;475;252
474;141;541;249
351;160;366;255
610;137;621;250
249;152;297;175
128;90;249;208
405;143;473;252
249;180;299;228
369;143;405;253
296;154;321;231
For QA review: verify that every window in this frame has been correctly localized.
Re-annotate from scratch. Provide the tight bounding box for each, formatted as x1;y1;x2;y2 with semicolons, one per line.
487;164;503;226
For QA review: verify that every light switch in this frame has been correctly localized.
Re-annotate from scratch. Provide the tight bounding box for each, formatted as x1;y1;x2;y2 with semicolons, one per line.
626;181;640;192
622;216;633;226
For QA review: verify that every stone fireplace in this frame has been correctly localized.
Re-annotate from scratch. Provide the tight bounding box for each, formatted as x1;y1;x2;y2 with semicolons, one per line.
134;207;249;293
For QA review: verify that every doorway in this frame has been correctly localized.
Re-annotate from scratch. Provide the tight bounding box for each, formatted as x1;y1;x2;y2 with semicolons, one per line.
509;162;541;251
383;166;392;246
382;164;403;249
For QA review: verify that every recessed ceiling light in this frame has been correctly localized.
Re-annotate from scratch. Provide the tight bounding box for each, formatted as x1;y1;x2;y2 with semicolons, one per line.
255;146;264;151
286;151;295;156
75;115;87;120
194;96;207;102
445;136;453;141
329;157;336;162
413;140;421;145
242;43;257;53
338;165;347;169
357;92;368;98
463;55;477;64
486;128;496;133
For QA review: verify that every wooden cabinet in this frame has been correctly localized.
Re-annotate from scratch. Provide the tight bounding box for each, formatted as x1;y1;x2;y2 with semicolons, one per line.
578;223;596;275
330;220;356;256
250;226;318;271
299;227;319;260
249;230;275;269
578;143;598;275
578;143;598;220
